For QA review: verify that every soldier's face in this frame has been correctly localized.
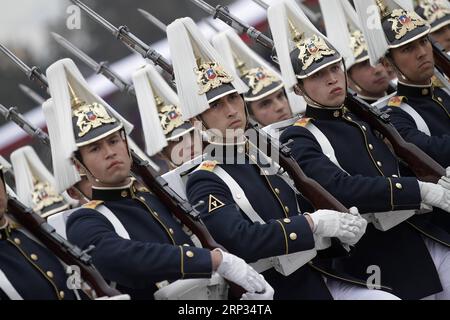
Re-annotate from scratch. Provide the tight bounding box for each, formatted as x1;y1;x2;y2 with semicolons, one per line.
201;92;247;137
300;62;346;107
431;24;450;52
248;88;292;126
79;131;132;187
390;36;435;85
349;60;390;97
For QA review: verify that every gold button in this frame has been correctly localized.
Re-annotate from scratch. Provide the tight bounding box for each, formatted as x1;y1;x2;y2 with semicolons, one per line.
284;206;289;213
30;254;38;261
139;196;145;201
437;97;443;102
333;110;340;118
376;161;382;167
395;183;403;190
392;175;398;178
121;190;128;197
59;291;65;299
169;228;174;235
14;238;21;245
46;271;54;279
289;233;297;241
274;188;280;195
346;116;352;121
283;218;291;224
183;243;190;247
153;212;158;217
186;250;194;258
368;144;374;150
422;88;429;95
361;125;367;131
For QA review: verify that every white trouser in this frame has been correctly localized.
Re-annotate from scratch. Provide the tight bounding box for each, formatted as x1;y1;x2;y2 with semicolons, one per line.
325;277;400;300
422;236;450;300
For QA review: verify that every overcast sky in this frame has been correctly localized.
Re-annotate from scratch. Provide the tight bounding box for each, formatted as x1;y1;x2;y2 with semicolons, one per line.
0;0;67;58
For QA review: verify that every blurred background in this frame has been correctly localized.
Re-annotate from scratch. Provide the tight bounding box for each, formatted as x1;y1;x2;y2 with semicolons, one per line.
0;0;321;175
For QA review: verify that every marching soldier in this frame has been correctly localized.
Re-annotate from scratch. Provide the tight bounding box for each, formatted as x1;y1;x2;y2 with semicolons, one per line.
415;0;450;53
132;64;202;169
42;58;273;300
318;0;392;104
355;0;450;168
0;159;81;300
211;29;303;125
167;16;402;300
270;0;450;299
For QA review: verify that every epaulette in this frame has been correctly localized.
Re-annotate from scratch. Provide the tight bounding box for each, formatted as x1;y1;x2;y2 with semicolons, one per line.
196;160;218;172
431;75;447;88
83;200;104;209
293;117;312;127
387;96;406;107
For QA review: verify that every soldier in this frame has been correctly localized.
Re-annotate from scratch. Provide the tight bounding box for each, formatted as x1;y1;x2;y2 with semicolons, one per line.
0;159;81;300
415;0;450;53
270;0;450;299
42;58;273;300
132;64;202;169
318;0;391;104
167;16;403;300
355;0;450;168
211;29;304;126
66;173;91;206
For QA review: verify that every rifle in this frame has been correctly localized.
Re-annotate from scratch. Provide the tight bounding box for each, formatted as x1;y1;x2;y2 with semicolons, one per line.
69;0;173;76
345;93;445;183
187;2;446;182
6;195;122;298
431;38;450;78
187;0;274;50
51;33;135;96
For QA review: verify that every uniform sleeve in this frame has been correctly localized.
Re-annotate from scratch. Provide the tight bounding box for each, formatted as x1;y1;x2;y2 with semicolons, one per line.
186;170;315;263
66;209;212;289
385;107;450;167
280;125;422;213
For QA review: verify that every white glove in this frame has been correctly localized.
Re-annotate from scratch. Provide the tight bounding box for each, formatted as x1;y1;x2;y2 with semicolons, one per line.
336;207;367;246
438;167;450;190
241;283;274;300
215;249;272;297
307;209;364;239
419;181;450;213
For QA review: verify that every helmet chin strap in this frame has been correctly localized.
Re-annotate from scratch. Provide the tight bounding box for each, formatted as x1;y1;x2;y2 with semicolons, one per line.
386;55;409;82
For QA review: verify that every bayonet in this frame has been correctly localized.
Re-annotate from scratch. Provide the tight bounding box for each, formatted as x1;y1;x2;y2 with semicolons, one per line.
51;32;135;95
0;104;50;145
0;44;48;91
70;0;173;75
19;84;46;105
187;0;274;50
138;8;167;32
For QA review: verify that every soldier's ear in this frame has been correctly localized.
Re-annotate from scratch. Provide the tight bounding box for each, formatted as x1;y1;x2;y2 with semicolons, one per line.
293;84;303;96
380;57;391;70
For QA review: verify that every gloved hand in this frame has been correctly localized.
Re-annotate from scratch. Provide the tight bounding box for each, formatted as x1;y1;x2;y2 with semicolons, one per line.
438;167;450;190
307;209;365;239
419;181;450;213
214;248;273;299
241;283;274;300
337;207;367;246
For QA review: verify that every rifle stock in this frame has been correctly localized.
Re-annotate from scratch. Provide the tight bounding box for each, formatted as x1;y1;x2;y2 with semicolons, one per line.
431;38;450;77
6;196;121;298
345;93;445;183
